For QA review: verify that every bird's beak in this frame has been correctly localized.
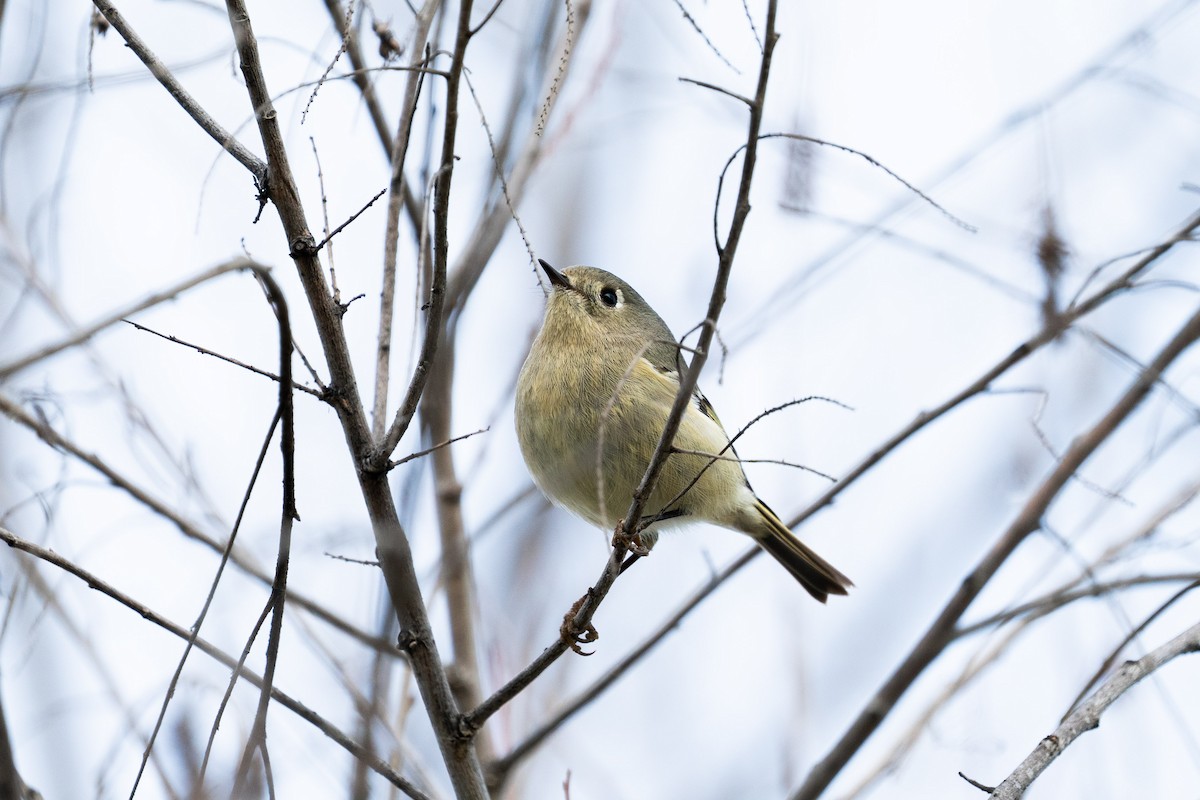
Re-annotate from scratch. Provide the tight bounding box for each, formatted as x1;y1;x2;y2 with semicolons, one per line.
538;258;571;290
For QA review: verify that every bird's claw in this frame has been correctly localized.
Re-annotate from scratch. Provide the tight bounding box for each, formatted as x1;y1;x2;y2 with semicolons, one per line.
612;524;650;556
560;595;599;656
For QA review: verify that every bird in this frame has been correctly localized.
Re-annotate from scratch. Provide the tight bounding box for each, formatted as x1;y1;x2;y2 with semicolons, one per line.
515;260;851;602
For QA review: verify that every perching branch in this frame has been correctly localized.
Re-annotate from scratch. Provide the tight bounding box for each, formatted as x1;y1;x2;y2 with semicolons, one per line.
549;205;1200;749
464;0;780;739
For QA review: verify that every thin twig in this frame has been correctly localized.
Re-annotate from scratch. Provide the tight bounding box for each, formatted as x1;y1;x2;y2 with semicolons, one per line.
388;427;489;470
0;258;258;379
373;2;438;440
463;69;535;263
669;448;838;482
216;0;489;791
767;133;976;231
121;319;324;397
130;408;282;799
678;76;751;106
232;271;297;793
303;0;356;122
0;392;395;657
534;0;576;136
313;185;388;252
469;0;508;36
1061;579;1200;718
377;0;478;462
320;0;424;234
670;0;739;73
0;527;432;800
443;0;593;314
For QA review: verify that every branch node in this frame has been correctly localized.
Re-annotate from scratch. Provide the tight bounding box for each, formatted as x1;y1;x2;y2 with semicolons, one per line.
288;234;318;259
396;629;425;653
338;293;367;318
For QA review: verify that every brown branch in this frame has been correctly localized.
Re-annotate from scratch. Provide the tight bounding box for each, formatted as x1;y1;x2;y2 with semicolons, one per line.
790;299;1200;800
376;0;479;462
374;2;440;441
485;557;734;788
221;1;489;796
987;620;1200;799
388;427;489;471
420;335;493;760
401;1;577;753
313;185;388;252
232;272;297;792
89;0;266;180
678;76;752;106
444;0;593;314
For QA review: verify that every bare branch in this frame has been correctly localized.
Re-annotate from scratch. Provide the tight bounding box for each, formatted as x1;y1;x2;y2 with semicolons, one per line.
131;407;281;799
0;392;394;657
766;132;976;231
0;258;258;379
790;299;1200;800
388;427;489;471
318;0;425;233
90;1;266;180
121;318;324;397
987;620;1200;799
678;76;752;106
377;0;478;461
670;0;740;73
373;2;439;441
222;0;489;794
313;186;388;253
232;272;297;793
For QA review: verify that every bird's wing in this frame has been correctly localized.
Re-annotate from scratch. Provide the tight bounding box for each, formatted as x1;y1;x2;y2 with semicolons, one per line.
635;354;731;442
635;334;728;428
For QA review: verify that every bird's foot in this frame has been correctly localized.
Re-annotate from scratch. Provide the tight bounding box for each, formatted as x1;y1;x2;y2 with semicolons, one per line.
612;523;650;557
560;594;598;656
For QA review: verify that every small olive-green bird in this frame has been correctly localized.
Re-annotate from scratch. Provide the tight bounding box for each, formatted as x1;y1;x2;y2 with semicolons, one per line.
515;260;851;602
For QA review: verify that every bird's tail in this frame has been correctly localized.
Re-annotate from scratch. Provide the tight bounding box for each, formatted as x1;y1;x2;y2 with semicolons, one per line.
751;500;852;603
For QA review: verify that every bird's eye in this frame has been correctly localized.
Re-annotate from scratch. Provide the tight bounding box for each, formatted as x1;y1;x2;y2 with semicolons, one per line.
599;287;619;307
